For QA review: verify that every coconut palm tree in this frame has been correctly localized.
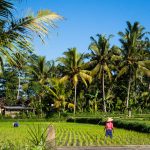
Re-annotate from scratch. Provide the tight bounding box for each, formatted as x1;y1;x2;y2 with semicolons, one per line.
118;21;150;109
57;48;92;115
27;56;52;116
9;52;28;100
88;34;113;112
29;56;51;84
0;0;62;67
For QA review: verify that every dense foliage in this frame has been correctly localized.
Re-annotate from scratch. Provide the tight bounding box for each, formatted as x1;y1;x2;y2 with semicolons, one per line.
0;1;150;117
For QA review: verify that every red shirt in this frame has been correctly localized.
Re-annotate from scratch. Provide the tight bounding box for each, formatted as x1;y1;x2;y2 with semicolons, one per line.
105;122;113;130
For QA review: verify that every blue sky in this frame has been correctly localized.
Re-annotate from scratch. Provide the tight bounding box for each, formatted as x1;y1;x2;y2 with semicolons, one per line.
15;0;150;61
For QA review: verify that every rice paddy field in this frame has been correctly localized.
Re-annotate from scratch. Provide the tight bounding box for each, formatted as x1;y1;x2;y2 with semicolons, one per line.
0;122;150;147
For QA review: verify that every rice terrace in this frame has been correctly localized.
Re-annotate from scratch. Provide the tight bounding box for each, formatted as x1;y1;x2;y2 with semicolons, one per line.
0;121;150;148
0;0;150;150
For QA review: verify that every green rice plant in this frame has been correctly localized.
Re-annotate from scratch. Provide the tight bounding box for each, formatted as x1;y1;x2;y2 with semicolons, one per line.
76;132;81;146
0;121;150;147
56;129;63;146
76;132;82;146
0;140;30;150
77;133;82;146
80;131;88;146
66;131;71;146
62;130;69;146
27;124;54;150
0;140;16;150
72;130;76;146
28;124;47;146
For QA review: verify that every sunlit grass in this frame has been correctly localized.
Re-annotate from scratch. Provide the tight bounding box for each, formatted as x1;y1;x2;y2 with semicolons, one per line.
0;122;149;147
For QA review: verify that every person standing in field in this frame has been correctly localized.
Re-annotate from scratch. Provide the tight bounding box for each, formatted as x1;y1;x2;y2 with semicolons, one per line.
105;117;114;138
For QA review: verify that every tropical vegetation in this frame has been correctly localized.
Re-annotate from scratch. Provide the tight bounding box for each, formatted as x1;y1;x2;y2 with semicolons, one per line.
0;0;150;118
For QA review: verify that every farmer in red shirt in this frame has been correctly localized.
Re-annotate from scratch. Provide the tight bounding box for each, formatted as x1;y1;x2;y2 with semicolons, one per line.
105;117;114;138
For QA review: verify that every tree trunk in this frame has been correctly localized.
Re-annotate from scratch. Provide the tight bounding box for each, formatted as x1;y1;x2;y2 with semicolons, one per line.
126;74;132;109
39;96;42;117
133;72;137;105
102;69;107;112
74;85;77;115
17;71;21;100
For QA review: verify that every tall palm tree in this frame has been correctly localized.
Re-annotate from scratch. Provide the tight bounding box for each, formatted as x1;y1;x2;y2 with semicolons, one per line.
118;21;150;109
0;0;62;66
29;56;51;84
88;34;113;112
28;56;52;116
57;48;92;115
9;52;28;100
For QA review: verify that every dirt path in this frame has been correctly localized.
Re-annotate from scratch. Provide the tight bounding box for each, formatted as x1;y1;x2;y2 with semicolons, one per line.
57;145;150;150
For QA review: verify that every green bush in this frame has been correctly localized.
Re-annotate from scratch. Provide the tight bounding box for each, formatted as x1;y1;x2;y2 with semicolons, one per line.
113;120;150;133
67;117;103;125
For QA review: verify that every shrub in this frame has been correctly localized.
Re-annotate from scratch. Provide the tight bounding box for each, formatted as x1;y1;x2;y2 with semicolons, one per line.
67;117;103;125
113;120;150;133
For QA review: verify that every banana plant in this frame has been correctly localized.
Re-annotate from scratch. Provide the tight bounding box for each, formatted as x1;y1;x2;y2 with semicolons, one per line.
86;89;99;113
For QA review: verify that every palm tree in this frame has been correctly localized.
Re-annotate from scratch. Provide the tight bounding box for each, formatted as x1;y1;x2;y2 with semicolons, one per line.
9;52;28;100
88;34;113;112
28;56;52;116
29;56;51;84
118;21;150;109
45;78;73;116
57;48;92;115
0;0;62;66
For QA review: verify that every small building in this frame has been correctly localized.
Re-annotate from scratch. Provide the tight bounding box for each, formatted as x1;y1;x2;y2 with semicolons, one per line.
1;106;34;117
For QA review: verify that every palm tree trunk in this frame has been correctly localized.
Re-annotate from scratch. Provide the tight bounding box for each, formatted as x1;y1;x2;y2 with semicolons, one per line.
133;72;137;105
39;96;42;118
17;71;21;100
126;74;132;109
102;69;107;112
63;100;66;112
74;85;77;115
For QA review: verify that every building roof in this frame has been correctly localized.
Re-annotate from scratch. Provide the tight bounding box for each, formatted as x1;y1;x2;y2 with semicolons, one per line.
2;106;34;111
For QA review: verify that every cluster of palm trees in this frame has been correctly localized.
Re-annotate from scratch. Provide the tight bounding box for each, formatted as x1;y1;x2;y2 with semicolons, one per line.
0;1;150;116
56;25;150;114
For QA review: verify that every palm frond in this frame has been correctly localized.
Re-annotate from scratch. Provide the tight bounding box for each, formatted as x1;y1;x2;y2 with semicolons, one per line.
103;63;112;80
117;66;129;78
25;10;63;38
0;0;13;19
44;85;58;99
6;10;62;41
89;43;99;55
138;60;150;70
138;65;150;77
80;75;88;87
73;74;78;87
59;75;69;83
118;31;125;37
79;72;92;84
126;21;132;32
